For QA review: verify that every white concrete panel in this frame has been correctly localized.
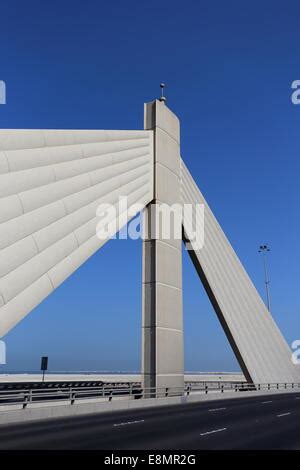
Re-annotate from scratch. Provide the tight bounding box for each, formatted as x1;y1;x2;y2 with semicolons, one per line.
74;216;106;246
89;154;148;186
0;275;53;336
85;155;114;183
43;130;77;147
47;235;106;290
82;138;149;158
156;328;184;375
53;154;111;181
141;284;153;327
155;163;180;205
62;175;121;214
0;166;56;198
0;151;9;174
0;201;67;250
72;130;150;145
0;195;23;224
19;173;91;213
5;145;83;172
6;147;54;173
126;186;151;211
0;234;78;303
120;169;149;191
6;147;52;171
144;101;179;143
0;130;45;151
117;154;150;173
142;283;183;332
120;174;150;202
155;128;180;176
0;236;38;278
53;147;149;182
156;284;183;330
155;241;182;289
32;202;99;252
48;144;84;165
112;145;150;164
120;164;149;186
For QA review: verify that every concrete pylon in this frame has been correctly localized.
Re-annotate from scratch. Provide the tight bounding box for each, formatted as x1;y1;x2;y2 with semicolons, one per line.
1;102;299;387
142;100;184;393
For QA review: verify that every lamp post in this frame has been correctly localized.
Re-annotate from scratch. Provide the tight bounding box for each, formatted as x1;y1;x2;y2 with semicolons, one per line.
159;83;166;103
259;244;271;312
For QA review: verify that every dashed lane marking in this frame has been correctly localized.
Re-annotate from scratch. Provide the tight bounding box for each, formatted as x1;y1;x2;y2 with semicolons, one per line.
113;420;145;427
208;407;227;412
277;413;291;418
200;428;227;436
261;401;273;404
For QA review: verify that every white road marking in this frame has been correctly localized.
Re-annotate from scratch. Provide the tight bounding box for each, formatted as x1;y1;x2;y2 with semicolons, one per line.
277;412;291;418
209;407;227;412
261;400;273;404
200;427;227;436
113;419;145;427
295;397;300;400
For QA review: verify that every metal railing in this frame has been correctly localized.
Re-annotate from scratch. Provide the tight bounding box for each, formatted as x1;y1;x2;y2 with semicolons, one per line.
0;382;299;409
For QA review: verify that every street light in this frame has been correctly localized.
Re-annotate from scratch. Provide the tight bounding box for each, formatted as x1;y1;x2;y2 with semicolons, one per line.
258;244;271;312
159;83;166;103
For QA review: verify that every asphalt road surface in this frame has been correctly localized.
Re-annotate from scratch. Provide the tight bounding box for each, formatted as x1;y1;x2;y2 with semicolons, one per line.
0;393;300;450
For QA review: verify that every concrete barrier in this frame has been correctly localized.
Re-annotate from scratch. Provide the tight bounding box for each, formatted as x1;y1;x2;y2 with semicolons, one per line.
0;388;298;426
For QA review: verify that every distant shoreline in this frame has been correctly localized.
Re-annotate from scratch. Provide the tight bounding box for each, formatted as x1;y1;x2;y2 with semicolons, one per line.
0;370;242;375
0;371;245;383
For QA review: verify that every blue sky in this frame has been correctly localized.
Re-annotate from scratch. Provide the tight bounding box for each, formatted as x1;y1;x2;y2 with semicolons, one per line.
0;1;299;373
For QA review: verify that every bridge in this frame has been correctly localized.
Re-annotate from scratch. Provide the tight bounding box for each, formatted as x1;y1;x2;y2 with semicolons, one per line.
1;392;300;450
0;97;299;398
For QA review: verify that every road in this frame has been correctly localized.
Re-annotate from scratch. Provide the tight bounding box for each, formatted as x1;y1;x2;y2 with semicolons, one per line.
0;393;300;449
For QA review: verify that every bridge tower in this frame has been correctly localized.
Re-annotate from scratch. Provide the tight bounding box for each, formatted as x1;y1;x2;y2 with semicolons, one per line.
142;99;184;392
